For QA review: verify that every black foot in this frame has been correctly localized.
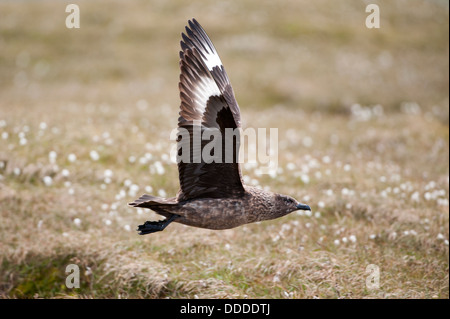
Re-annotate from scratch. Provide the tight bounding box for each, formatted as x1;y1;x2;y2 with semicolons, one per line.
137;220;165;235
137;215;178;235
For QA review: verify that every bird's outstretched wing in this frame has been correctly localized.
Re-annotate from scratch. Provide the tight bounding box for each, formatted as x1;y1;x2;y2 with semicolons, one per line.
176;19;245;201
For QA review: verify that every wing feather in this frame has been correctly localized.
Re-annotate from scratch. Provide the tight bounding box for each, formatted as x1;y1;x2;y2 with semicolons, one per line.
176;19;244;201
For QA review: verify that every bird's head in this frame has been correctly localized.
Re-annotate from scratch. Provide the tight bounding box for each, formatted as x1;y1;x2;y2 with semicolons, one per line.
274;194;311;216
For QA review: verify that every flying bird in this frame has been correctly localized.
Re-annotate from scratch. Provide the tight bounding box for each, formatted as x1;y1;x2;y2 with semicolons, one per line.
129;19;311;234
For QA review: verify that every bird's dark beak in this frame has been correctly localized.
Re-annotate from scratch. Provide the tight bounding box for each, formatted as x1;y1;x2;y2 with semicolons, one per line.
296;203;311;211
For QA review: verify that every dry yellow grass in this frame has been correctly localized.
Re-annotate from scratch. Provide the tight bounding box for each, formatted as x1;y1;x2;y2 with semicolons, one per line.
0;0;448;298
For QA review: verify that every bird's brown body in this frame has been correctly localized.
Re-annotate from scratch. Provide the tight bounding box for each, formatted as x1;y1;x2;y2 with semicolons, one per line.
129;19;311;234
133;186;290;230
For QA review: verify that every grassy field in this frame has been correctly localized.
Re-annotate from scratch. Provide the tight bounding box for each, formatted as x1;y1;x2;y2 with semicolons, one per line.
0;0;448;298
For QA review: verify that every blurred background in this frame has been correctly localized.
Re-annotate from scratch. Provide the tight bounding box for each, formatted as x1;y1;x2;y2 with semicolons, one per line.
0;0;448;298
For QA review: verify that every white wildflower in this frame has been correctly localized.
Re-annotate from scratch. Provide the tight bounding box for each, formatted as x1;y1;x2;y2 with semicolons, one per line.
124;179;132;187
158;189;167;197
104;169;113;178
48;151;57;163
300;174;310;184
90;150;100;161
68;153;77;162
128;184;139;197
411;191;420;202
154;161;165;175
273;273;281;283
43;176;53;186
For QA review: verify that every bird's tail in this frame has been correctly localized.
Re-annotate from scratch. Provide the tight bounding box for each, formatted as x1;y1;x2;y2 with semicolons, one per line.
128;194;177;208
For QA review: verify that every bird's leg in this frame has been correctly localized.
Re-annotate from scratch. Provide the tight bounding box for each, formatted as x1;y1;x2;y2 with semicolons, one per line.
137;214;179;235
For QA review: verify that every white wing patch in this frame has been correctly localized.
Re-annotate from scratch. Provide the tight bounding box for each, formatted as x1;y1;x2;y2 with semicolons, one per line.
202;48;223;71
192;74;221;114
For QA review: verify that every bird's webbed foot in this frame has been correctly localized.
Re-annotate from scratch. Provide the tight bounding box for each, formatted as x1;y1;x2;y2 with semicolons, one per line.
137;214;178;235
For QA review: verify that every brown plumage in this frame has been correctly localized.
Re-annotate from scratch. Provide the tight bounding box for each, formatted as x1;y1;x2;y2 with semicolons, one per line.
129;19;311;235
